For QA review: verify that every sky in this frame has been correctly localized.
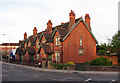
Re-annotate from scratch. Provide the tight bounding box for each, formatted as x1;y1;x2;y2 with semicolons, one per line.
0;0;119;44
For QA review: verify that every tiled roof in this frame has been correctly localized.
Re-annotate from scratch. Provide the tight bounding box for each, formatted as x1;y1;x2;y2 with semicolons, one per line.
0;43;18;46
27;35;35;46
15;47;24;55
42;43;53;54
25;47;36;54
37;32;42;40
43;32;53;43
56;17;81;29
38;43;53;54
18;41;24;47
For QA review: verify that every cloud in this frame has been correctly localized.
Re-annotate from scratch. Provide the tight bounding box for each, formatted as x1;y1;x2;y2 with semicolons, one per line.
0;0;119;44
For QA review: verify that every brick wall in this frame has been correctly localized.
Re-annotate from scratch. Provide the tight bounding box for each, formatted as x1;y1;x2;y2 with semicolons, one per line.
63;22;96;63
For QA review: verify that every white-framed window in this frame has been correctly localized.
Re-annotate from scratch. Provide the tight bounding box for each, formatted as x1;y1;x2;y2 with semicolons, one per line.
78;48;84;56
25;43;27;48
28;42;31;46
55;36;60;46
55;51;60;62
37;41;40;49
36;54;39;60
42;39;46;43
80;38;82;46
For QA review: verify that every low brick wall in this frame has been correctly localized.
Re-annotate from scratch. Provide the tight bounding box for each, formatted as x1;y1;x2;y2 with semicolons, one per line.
66;65;76;70
86;66;118;71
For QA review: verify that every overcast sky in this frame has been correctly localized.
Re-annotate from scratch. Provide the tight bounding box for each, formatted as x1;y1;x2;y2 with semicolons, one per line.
0;0;119;44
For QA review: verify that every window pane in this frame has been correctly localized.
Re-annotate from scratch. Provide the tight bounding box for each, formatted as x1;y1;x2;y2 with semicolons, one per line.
37;54;39;60
79;48;84;55
55;53;57;61
55;37;58;46
58;38;60;45
80;38;82;46
58;52;60;62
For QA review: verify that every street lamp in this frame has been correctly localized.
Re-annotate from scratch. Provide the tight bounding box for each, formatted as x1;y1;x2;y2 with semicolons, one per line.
2;34;10;62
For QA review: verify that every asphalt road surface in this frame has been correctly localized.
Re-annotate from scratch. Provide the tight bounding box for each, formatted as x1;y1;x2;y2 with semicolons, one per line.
1;62;118;83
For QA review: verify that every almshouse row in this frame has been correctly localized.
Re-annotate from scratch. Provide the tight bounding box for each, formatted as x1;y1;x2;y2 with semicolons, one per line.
16;10;98;67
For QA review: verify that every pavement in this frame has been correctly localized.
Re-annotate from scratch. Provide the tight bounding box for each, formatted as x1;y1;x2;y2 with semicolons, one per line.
2;61;118;75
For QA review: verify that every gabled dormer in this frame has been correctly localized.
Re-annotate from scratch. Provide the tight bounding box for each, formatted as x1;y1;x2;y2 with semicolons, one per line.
26;35;35;47
52;27;68;46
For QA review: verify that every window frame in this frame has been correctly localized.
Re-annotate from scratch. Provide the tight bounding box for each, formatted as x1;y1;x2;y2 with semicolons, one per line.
80;38;82;47
55;51;60;62
78;48;84;56
37;41;40;49
36;54;39;60
55;36;60;46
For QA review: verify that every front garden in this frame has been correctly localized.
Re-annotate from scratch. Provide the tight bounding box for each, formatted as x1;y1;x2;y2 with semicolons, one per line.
48;56;118;71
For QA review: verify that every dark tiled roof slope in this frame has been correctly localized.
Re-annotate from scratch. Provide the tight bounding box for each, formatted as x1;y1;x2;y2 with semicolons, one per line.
0;43;18;46
26;47;36;54
15;47;24;55
41;43;53;54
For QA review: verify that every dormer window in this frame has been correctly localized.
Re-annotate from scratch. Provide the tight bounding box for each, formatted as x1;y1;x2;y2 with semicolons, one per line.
80;38;82;46
42;39;46;43
37;41;40;49
25;43;27;48
55;36;60;46
28;42;31;46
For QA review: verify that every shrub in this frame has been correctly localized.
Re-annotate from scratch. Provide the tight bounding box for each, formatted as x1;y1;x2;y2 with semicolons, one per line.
90;56;112;66
49;62;75;70
49;63;64;69
66;62;75;66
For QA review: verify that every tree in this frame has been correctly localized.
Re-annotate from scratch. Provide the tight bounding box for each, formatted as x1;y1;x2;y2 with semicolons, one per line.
111;31;120;53
97;43;107;55
98;50;106;55
111;31;120;63
90;56;112;66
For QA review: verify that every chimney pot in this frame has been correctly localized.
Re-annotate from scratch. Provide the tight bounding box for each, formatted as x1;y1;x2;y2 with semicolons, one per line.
61;22;64;25
68;10;75;29
24;32;27;40
85;14;91;30
47;20;52;33
33;27;37;38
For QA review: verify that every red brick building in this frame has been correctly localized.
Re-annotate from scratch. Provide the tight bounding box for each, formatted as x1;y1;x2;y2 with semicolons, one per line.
0;43;18;56
16;10;98;65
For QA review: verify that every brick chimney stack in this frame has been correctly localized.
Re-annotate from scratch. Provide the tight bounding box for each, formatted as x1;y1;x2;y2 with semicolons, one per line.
47;20;52;33
68;10;75;29
33;27;37;38
24;32;27;40
85;14;91;31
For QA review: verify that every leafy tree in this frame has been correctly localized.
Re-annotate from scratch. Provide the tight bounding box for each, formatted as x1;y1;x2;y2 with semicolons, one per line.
111;31;120;55
111;31;120;63
98;50;106;55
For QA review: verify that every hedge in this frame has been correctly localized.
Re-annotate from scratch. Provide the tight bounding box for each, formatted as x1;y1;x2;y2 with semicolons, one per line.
49;62;75;70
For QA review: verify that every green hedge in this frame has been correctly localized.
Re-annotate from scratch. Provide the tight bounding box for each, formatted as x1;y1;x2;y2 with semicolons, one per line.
90;56;112;66
49;62;74;70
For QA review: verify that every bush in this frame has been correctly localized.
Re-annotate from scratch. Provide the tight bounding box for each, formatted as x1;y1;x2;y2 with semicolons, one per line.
90;56;112;66
49;63;64;69
66;62;75;66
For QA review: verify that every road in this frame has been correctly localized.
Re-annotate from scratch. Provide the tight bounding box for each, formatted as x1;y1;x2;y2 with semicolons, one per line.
1;62;118;83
